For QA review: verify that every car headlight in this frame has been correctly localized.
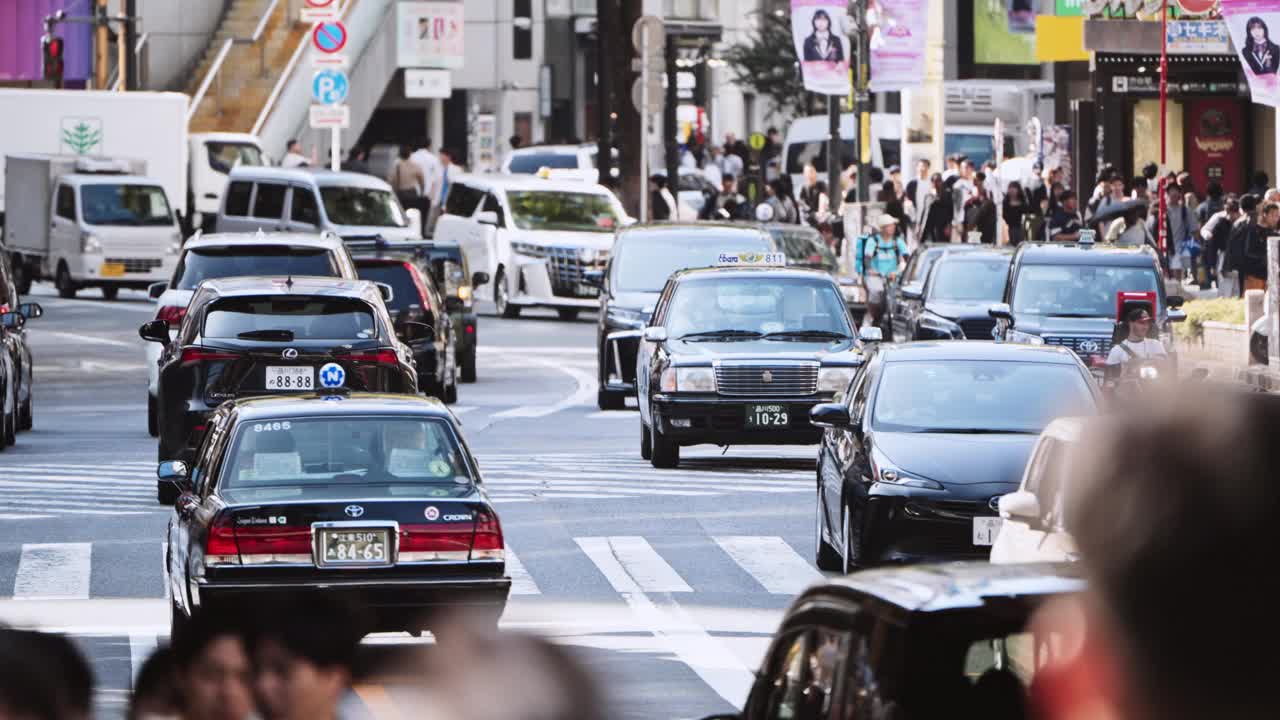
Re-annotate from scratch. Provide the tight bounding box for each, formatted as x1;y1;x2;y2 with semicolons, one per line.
878;468;944;490
511;241;545;257
660;366;715;392
1008;329;1045;346
606;307;648;329
817;367;854;394
457;285;472;302
917;311;961;337
81;233;102;253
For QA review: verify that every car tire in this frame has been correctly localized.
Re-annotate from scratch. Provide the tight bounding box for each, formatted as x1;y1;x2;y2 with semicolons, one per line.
13;258;31;296
170;599;191;644
56;263;77;299
495;270;520;319
18;395;31;431
101;286;119;301
4;406;15;448
444;377;458;404
597;388;626;411
815;489;843;571
648;409;679;469
557;308;579;321
841;503;864;573
640;422;652;461
460;351;477;383
147;394;159;437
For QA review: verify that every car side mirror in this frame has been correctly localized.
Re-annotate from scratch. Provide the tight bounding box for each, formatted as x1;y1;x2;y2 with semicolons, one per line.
1167;294;1185;308
582;269;605;289
988;303;1014;322
998;490;1042;524
476;210;500;227
471;271;490;287
399;321;433;343
858;326;883;344
18;302;43;320
901;284;923;300
643;326;668;343
149;282;167;300
375;282;395;303
404;207;423;236
1168;308;1187;323
809;402;851;428
0;312;24;331
156;460;190;506
139;319;170;343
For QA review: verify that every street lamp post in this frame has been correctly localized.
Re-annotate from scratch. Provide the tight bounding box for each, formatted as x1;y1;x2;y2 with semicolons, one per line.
1157;0;1169;261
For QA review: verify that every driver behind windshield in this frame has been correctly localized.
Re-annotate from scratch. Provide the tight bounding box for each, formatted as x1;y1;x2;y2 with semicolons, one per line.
1105;307;1166;377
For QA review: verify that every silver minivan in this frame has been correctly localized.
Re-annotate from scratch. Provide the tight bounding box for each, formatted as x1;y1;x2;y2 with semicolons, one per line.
215;166;420;241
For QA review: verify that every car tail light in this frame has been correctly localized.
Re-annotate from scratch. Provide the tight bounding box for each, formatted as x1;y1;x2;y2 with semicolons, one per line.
338;349;399;366
403;261;431;304
0;304;9;315
205;513;240;566
465;324;475;335
180;348;241;365
236;523;312;565
157;305;186;325
399;521;473;562
470;507;504;561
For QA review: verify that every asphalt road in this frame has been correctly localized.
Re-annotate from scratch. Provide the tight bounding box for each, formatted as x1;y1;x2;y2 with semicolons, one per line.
0;285;827;720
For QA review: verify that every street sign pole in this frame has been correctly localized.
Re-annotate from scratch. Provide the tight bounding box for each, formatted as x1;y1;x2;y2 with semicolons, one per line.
640;29;649;224
994;118;1004;245
331;127;340;171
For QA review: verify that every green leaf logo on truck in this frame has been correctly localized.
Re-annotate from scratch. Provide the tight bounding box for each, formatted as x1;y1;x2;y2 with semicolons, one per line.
60;117;103;155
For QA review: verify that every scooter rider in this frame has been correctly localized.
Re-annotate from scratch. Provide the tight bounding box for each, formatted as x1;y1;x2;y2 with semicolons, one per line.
856;214;908;329
1105;307;1168;379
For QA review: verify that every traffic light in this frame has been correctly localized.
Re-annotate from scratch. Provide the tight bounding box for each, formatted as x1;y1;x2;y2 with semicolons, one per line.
42;34;65;87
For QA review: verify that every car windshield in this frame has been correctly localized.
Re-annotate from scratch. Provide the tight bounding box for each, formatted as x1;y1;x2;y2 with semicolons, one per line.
356;263;426;313
207;142;263;174
175;247;338;290
222;417;471;489
507;153;579;173
929;258;1010;302
506;190;621;233
81;184;172;226
665;276;852;338
1012;264;1160;317
319;186;407;227
203;296;377;340
613;233;773;292
770;227;839;273
872;360;1094;434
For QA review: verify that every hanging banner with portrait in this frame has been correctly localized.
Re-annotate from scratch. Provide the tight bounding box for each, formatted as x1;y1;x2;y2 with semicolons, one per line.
791;0;852;96
1220;1;1280;107
869;0;928;92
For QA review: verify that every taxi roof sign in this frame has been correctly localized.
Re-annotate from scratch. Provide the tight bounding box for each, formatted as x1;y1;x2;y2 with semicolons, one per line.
715;251;787;267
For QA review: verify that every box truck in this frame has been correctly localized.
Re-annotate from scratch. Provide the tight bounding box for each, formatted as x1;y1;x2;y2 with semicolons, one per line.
4;154;180;299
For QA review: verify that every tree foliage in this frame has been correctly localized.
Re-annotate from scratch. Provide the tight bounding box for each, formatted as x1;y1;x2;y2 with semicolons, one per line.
722;10;810;120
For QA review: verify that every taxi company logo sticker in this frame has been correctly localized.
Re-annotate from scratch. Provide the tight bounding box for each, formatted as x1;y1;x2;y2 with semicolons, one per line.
282;348;299;360
716;252;787;266
424;506;440;521
319;362;346;388
344;504;365;518
238;515;287;526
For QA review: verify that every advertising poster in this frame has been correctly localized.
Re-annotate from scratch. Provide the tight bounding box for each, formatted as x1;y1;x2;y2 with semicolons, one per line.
869;0;928;91
1042;124;1072;189
791;0;852;96
974;2;1037;65
1187;98;1244;193
396;1;464;69
1220;1;1280;107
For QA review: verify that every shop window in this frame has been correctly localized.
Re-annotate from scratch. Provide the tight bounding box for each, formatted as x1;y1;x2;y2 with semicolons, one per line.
514;0;533;60
1132;100;1184;179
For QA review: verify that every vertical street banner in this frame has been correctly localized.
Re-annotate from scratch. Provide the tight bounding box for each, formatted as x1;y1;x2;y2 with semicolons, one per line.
868;0;927;92
791;0;851;96
1221;0;1280;107
397;1;465;69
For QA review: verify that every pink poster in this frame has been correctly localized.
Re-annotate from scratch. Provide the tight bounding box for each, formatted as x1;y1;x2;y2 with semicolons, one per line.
869;0;928;92
791;0;852;96
1221;0;1280;107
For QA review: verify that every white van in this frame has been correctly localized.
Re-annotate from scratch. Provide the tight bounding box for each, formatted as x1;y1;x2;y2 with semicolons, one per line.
783;113;902;192
990;416;1084;565
431;175;630;320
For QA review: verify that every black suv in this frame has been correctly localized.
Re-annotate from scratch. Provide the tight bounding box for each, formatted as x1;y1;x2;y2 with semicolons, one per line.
141;277;423;462
0;252;42;441
892;247;1012;342
989;242;1185;374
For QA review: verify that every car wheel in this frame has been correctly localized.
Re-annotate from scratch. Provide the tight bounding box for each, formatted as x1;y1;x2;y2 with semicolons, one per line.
101;285;119;301
19;395;32;431
597;388;626;411
170;599;191;643
495;270;520;319
461;351;477;383
147;394;159;437
815;487;843;571
56;263;77;299
13;259;31;296
640;422;652;461
841;503;864;573
557;308;579;321
4;405;15;448
648;409;679;469
444;377;458;404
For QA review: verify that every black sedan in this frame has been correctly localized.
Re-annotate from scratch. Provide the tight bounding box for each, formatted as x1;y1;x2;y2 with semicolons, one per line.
0;252;42;436
162;393;510;638
810;341;1098;571
141;277;423;464
892;247;1012;341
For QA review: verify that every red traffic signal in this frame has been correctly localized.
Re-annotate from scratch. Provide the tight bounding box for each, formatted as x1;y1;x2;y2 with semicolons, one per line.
42;34;65;86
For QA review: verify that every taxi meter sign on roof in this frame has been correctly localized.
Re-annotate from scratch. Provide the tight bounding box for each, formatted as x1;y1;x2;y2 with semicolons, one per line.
715;252;787;266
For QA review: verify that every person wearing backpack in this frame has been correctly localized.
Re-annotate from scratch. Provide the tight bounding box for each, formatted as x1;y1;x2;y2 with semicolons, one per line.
856;215;908;329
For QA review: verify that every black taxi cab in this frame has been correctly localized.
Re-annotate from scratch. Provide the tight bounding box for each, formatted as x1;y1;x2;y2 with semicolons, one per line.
637;256;870;468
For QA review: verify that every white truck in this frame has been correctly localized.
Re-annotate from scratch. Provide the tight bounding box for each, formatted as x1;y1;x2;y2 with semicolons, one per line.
4;154;180;299
0;89;263;236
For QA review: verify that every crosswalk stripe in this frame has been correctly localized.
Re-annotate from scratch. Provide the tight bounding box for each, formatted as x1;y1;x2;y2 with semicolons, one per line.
14;543;92;600
0;506;152;516
714;536;822;595
504;547;540;595
129;633;157;686
576;536;692;593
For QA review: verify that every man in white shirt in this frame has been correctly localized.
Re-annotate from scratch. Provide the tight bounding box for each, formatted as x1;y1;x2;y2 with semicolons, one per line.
281;139;310;168
410;139;441;212
1105;308;1167;377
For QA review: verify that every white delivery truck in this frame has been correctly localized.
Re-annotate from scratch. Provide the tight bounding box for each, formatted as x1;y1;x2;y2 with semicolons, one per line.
4;154;181;299
0;89;263;236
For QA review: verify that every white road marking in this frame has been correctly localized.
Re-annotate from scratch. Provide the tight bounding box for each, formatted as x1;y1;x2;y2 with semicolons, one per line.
478;346;595;356
503;547;541;595
576;536;692;593
28;330;138;348
449;405;478;415
584;411;636;420
714;536;822;595
129;633;157;686
14;544;92;600
491;357;597;418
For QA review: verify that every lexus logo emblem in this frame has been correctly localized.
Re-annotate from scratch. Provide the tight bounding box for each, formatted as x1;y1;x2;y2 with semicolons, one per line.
282;348;299;360
761;370;773;384
344;504;364;518
1078;340;1100;355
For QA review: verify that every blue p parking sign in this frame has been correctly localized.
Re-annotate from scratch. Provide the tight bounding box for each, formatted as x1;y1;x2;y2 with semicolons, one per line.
312;69;349;105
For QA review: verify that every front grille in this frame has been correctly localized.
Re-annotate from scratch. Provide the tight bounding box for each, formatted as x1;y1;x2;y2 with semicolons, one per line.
545;246;604;298
715;362;819;396
1043;335;1112;358
959;318;997;340
105;257;163;274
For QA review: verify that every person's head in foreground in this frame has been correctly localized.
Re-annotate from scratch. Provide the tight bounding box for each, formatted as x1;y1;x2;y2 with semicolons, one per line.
172;610;254;720
249;596;367;720
0;628;94;720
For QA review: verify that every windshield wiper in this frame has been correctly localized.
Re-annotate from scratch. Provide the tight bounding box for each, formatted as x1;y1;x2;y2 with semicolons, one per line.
236;329;295;341
678;329;763;340
763;330;851;340
909;427;1038;434
1046;312;1102;318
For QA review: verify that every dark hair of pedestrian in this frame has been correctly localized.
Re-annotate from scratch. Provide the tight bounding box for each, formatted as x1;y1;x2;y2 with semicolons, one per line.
171;609;247;671
0;628;94;720
650;174;666;188
1059;190;1076;202
1241;194;1260;213
287;138;299;149
1224;197;1240;213
869;167;884;184
1069;390;1280;720
129;645;180;720
1131;176;1146;190
722;173;735;183
1262;201;1280;217
249;594;368;671
399;145;412;160
1206;181;1223;199
1253;170;1270;187
1142;162;1158;179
